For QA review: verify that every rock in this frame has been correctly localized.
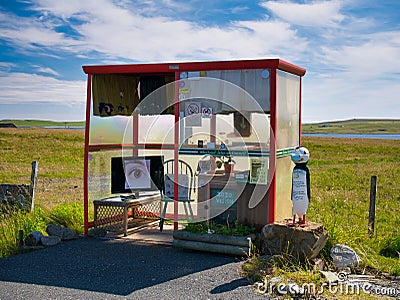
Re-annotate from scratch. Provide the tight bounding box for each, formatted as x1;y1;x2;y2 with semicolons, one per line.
60;227;77;240
46;224;76;240
320;270;339;283
46;224;63;237
260;220;328;260
312;258;325;271
25;231;44;246
330;244;362;269
88;227;108;238
40;235;61;246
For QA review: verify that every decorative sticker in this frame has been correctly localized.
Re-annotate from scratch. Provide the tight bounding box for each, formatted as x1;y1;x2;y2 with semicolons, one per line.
202;107;213;118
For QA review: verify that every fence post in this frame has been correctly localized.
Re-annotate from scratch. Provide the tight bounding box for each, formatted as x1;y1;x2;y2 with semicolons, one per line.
18;230;24;248
368;176;377;237
29;161;39;212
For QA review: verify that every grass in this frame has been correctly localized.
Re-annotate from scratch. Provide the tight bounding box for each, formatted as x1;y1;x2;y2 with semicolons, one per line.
0;128;399;280
303;118;400;134
242;136;400;299
0;203;84;258
0;128;85;258
0;207;48;257
0;128;84;209
185;220;256;236
48;202;84;234
0;119;85;128
304;137;400;275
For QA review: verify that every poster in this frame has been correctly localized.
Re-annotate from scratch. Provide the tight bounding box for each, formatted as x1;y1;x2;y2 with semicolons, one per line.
124;158;151;189
250;158;269;184
185;102;202;127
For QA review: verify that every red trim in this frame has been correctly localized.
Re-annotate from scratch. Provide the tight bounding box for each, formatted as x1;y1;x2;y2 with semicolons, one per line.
299;77;303;145
173;72;179;230
83;74;92;236
83;58;306;77
277;60;306;77
268;69;277;223
133;114;139;156
210;115;216;143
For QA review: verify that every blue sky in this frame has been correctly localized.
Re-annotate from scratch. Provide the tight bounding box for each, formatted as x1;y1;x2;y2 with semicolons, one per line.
0;0;399;122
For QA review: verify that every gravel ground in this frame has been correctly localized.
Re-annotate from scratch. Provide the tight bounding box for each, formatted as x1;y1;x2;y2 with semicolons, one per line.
0;237;267;300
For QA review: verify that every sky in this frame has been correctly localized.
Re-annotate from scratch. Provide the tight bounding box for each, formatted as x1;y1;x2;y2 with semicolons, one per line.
0;0;399;123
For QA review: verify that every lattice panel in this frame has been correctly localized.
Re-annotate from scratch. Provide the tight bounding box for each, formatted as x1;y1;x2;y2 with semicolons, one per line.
95;205;125;232
135;201;161;219
94;200;161;233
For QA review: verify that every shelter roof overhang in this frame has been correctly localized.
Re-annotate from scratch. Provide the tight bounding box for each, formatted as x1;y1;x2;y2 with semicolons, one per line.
82;58;306;77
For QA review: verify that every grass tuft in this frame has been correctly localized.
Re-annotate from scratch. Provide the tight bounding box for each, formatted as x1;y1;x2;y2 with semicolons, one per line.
0;208;48;258
48;202;84;234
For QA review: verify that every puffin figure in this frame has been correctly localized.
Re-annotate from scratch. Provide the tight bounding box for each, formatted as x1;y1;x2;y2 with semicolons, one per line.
288;146;310;227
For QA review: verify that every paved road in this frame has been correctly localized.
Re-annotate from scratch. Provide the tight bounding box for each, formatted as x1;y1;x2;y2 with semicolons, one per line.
0;237;266;299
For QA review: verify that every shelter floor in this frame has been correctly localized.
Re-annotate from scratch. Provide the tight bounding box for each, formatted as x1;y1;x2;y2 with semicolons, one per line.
101;220;184;245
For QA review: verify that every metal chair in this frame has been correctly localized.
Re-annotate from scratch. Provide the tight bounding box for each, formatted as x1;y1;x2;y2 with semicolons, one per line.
159;159;194;231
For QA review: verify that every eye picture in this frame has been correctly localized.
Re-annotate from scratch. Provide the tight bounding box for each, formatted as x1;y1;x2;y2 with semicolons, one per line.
124;158;151;189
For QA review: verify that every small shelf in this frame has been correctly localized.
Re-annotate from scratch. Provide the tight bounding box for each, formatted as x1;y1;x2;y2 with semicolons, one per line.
178;148;270;157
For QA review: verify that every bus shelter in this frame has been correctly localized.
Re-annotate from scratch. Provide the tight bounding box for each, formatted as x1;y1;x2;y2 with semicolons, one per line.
82;58;306;235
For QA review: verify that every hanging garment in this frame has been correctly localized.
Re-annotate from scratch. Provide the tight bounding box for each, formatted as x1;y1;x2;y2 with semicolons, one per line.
92;74;139;117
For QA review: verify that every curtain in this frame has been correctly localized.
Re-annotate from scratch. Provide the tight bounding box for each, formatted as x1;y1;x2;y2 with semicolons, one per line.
92;74;139;117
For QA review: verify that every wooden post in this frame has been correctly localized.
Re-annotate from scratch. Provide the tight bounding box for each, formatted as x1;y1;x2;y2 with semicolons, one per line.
29;161;39;212
368;176;377;237
18;230;24;248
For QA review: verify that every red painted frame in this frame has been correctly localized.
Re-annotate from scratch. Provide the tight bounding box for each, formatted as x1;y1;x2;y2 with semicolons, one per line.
82;58;306;235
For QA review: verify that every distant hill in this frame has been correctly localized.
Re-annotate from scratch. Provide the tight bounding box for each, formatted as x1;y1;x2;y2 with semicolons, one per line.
2;118;400;134
303;119;400;134
0;119;85;128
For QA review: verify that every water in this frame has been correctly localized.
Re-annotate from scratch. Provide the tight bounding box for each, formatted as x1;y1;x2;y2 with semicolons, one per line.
303;133;400;140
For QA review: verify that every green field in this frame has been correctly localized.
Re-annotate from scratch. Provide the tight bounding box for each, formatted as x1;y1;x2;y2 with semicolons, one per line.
303;136;400;275
0;128;399;276
0;128;84;209
303;119;400;134
0;119;85;128
2;118;400;134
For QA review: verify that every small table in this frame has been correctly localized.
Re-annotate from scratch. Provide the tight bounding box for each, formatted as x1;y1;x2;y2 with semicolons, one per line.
94;193;161;236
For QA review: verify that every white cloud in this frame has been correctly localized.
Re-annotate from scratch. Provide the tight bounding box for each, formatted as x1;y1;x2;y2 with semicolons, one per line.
0;0;308;62
0;62;16;72
319;32;400;79
32;65;60;76
0;0;399;122
0;72;85;105
0;11;84;54
260;0;345;27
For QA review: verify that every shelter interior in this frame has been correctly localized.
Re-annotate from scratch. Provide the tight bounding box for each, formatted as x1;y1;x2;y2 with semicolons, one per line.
82;59;306;235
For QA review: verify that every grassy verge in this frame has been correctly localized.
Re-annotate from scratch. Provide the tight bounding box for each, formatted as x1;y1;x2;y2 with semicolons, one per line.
242;136;400;299
304;137;400;275
0;203;84;258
